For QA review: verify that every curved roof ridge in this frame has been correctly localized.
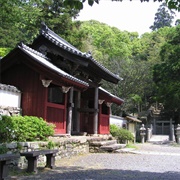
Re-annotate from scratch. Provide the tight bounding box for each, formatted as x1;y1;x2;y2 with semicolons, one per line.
41;23;87;57
18;43;89;87
99;87;124;103
39;23;122;82
90;57;121;80
18;42;49;61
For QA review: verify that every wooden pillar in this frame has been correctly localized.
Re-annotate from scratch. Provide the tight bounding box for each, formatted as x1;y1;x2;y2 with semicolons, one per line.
67;87;74;135
75;91;81;133
93;87;99;134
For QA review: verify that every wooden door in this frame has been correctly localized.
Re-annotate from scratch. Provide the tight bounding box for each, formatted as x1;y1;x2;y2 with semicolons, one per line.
46;103;66;134
45;87;67;134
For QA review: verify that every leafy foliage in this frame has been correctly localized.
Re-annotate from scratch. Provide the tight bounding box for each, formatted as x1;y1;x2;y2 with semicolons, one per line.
0;0;41;48
150;2;175;31
165;0;180;11
63;0;180;11
0;116;55;143
153;25;180;114
0;0;82;48
63;0;99;10
0;48;11;57
0;144;8;154
175;19;180;25
110;124;134;143
47;140;56;149
77;20;176;116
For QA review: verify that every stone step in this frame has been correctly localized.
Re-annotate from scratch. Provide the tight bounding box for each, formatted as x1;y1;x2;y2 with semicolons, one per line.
89;140;117;146
100;144;126;152
115;148;136;153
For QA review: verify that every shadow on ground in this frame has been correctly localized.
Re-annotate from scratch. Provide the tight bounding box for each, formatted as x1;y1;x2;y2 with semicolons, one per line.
12;166;180;180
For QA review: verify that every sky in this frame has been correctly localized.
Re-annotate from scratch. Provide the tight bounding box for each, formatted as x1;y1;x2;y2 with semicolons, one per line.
76;1;180;35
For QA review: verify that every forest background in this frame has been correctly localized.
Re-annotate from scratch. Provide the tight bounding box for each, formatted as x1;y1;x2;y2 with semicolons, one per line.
0;0;180;123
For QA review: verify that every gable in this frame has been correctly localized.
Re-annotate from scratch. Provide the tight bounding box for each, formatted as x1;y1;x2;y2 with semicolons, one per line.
31;23;122;85
1;43;89;90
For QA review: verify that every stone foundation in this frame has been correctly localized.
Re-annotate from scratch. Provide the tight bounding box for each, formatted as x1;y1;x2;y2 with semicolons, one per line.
0;134;113;172
1;137;89;170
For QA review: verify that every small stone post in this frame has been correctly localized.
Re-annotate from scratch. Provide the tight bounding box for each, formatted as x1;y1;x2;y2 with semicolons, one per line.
140;124;146;143
147;128;151;142
169;118;173;141
172;124;175;142
176;124;180;144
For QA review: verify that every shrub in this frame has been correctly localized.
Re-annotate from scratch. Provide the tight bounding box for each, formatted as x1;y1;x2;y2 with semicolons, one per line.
0;144;8;154
47;140;56;149
110;124;134;143
110;124;120;137
0;116;55;143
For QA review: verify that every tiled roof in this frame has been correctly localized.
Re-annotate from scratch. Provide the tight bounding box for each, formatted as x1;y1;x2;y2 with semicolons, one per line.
18;43;89;87
126;116;142;123
0;83;21;93
41;23;90;58
99;87;124;105
40;23;122;81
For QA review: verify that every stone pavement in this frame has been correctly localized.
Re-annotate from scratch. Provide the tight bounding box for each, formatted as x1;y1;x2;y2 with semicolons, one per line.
9;141;180;180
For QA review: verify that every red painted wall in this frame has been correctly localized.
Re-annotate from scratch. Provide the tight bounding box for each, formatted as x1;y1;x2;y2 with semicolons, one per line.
80;93;110;134
99;114;110;134
2;64;46;117
2;63;67;134
46;104;66;134
99;103;110;134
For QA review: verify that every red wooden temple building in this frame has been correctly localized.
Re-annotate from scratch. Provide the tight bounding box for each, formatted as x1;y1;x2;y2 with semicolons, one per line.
0;23;124;135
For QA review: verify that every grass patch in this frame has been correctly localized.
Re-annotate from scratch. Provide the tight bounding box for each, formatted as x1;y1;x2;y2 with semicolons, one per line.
9;167;36;177
170;142;180;147
125;143;138;149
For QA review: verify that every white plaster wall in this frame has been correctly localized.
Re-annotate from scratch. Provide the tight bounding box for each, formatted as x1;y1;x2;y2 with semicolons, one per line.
0;90;21;108
110;115;127;128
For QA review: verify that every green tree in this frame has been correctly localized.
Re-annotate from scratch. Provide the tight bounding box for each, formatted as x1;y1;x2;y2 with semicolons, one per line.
37;0;82;46
0;0;24;48
175;19;180;25
0;0;41;48
0;0;85;54
150;2;175;31
109;59;154;115
153;25;180;121
79;20;132;66
0;48;11;58
77;20;174;116
63;0;180;11
165;0;180;11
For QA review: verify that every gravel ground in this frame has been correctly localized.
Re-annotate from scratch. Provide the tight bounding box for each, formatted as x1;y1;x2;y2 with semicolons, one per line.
10;143;180;180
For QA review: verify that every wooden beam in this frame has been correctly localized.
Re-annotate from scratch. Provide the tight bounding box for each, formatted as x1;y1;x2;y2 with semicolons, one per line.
78;108;99;113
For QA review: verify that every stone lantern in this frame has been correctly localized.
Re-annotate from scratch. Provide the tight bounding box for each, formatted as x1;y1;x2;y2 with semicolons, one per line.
140;124;146;143
176;124;180;144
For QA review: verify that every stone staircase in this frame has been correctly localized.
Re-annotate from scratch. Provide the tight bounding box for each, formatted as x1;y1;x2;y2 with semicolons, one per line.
88;138;126;153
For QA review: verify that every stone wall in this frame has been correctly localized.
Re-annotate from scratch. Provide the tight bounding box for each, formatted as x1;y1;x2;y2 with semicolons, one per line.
0;83;21;116
1;137;89;169
0;106;21;116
